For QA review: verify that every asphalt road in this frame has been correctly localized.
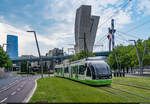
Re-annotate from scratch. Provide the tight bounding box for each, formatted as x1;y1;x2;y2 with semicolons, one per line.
0;73;40;103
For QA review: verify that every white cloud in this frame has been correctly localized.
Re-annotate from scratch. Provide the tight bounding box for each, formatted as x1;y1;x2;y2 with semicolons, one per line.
0;16;5;22
0;22;65;56
1;0;143;54
137;0;150;16
35;0;135;53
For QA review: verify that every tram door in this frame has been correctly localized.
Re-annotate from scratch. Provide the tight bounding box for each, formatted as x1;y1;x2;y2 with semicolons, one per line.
78;65;86;80
85;67;92;80
70;66;73;78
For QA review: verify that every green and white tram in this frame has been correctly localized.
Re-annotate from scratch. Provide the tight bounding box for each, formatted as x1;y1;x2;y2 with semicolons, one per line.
55;57;112;86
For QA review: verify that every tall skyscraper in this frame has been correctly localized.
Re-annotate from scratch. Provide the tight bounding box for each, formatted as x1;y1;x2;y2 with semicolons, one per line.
74;5;100;53
6;35;18;59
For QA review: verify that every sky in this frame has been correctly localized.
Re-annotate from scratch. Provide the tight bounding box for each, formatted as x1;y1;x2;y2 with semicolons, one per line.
0;0;150;56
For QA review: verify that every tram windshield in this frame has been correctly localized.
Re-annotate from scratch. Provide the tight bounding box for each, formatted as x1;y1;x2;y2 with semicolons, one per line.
91;63;111;75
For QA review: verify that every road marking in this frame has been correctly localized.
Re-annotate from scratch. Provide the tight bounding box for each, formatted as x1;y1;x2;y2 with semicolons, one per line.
23;78;39;103
17;88;21;91
21;83;25;88
0;77;26;93
11;91;16;95
0;97;8;103
0;80;18;93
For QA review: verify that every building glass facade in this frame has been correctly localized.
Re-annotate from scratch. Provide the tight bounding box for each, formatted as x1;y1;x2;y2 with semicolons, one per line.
6;35;18;59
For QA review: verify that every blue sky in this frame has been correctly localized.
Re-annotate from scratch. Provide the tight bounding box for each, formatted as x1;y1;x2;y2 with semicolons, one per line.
0;0;150;56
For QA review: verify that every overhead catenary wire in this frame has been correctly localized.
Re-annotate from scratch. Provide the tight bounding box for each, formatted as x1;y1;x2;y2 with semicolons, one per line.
125;18;150;34
116;30;140;39
98;0;132;28
116;32;132;41
116;16;150;40
95;34;108;45
94;0;132;51
94;36;108;51
115;34;130;42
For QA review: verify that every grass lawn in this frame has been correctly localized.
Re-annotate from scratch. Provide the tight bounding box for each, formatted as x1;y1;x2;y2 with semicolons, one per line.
30;77;128;103
30;77;150;103
113;77;150;89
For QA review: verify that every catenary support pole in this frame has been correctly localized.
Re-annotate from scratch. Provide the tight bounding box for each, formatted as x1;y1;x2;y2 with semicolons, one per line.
111;19;115;49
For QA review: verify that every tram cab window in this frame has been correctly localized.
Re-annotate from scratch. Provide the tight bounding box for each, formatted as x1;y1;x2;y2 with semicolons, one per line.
92;64;111;75
55;68;57;73
86;67;91;77
79;65;86;75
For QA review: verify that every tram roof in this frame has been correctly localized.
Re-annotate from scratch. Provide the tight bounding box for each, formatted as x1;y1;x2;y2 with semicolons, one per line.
70;56;106;64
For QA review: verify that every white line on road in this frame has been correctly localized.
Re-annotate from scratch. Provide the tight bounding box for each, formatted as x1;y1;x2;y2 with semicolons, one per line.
21;83;25;88
17;88;21;91
23;78;39;103
11;91;16;95
0;97;8;103
0;80;18;93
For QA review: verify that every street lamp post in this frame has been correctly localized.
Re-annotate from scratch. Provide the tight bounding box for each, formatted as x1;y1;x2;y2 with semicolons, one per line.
27;31;43;78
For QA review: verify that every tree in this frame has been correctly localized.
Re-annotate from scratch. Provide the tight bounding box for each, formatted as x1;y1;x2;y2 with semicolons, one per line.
0;45;12;69
21;62;27;72
69;50;95;62
107;37;150;74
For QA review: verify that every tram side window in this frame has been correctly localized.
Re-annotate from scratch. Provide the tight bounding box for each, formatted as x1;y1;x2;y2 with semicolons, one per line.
86;67;91;77
64;67;69;73
79;65;86;75
73;66;76;74
72;66;78;74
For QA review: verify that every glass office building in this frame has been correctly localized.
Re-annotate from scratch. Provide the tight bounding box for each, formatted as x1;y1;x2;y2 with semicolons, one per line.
6;35;18;59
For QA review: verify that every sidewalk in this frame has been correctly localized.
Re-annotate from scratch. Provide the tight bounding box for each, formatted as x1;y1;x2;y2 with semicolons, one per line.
125;73;150;78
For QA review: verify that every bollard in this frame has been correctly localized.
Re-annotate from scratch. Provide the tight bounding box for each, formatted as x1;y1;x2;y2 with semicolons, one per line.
116;72;119;77
119;72;122;77
123;72;125;77
114;73;116;77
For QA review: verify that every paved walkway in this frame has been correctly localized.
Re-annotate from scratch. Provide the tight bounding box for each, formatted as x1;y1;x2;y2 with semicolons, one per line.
125;74;150;78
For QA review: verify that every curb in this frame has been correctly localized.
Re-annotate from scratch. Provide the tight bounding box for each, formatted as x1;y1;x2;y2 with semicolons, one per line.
23;77;40;103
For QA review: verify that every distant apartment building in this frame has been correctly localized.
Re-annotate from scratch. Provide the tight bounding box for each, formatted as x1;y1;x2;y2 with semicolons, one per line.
6;35;18;59
46;48;63;57
74;5;100;53
46;48;64;70
19;55;38;68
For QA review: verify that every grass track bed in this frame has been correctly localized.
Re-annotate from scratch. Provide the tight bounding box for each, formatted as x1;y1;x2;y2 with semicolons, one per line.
30;77;150;103
111;83;150;101
113;77;150;89
100;86;148;102
30;77;128;103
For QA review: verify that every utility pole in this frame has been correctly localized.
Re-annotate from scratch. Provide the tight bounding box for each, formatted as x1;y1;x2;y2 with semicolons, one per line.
129;40;147;75
111;19;115;49
108;28;112;52
27;31;43;78
114;48;120;71
141;40;147;74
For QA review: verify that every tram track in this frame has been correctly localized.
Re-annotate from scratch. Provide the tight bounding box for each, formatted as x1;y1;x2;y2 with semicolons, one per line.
96;84;150;102
107;86;150;100
113;82;150;91
97;87;132;101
